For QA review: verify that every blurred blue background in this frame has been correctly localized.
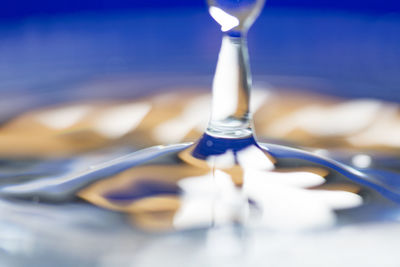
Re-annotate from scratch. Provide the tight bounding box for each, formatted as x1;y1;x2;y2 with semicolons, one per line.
0;0;399;107
1;0;400;19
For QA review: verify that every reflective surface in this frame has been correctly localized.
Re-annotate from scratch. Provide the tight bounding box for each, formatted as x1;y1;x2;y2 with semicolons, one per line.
1;88;400;157
1;5;400;267
1;0;397;234
0;84;400;266
1;132;398;231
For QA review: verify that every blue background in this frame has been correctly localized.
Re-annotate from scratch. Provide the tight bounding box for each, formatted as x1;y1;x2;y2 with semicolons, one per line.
1;0;400;19
0;0;399;114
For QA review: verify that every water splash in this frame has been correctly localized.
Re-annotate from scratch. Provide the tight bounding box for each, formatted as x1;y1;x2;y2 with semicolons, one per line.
0;133;398;232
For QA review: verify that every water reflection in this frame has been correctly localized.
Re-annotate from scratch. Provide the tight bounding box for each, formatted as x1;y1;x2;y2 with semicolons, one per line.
74;134;393;232
0;89;399;158
0;89;399;232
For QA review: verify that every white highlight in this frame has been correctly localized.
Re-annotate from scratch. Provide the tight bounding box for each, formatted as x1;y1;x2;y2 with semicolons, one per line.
347;106;400;148
236;146;275;171
243;171;362;230
211;36;240;121
174;170;245;229
174;164;362;231
243;170;326;189
352;154;372;169
94;103;151;139
153;95;210;144
36;105;92;130
268;100;383;137
309;190;363;210
209;7;240;32
207;150;236;169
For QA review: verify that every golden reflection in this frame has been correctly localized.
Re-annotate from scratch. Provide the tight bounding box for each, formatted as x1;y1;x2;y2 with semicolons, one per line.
130;210;177;231
1;88;399;158
275;167;329;177
78;140;364;231
310;183;361;194
78;165;207;211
